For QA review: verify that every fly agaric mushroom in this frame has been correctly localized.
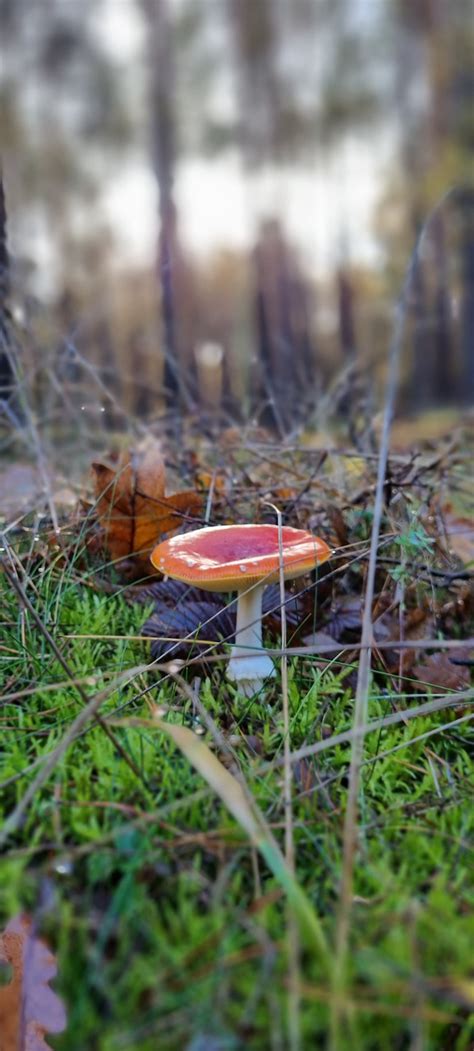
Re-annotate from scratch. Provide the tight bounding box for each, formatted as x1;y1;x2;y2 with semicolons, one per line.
151;524;331;696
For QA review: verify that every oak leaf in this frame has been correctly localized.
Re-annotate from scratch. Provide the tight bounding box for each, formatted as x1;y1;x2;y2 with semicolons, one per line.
92;439;202;576
0;915;66;1051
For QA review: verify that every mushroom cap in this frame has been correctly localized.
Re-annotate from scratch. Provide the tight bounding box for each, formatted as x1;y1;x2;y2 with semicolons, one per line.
150;524;332;592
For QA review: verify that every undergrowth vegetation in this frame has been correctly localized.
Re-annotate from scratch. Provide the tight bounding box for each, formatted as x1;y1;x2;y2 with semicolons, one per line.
0;431;473;1050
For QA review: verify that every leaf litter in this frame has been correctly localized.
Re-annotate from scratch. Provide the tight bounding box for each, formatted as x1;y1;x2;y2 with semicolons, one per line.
52;423;474;690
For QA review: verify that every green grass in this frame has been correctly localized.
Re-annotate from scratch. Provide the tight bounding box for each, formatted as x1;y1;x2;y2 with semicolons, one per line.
1;540;473;1051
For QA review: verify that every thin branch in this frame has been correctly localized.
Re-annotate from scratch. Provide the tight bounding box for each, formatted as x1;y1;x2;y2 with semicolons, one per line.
269;501;301;1051
275;691;474;769
60;634;474;658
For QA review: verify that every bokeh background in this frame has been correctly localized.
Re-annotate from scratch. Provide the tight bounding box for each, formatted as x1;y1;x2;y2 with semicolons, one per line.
1;0;473;448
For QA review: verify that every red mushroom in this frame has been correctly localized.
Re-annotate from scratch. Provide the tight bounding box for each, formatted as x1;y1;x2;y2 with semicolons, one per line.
151;524;332;695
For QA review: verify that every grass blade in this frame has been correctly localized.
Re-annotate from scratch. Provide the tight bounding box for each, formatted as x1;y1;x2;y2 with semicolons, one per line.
153;716;329;962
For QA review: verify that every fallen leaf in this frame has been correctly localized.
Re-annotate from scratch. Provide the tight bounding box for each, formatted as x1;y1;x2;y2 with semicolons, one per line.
412;650;472;692
441;507;474;566
132;577;208;606
325;595;362;638
302;630;339;650
194;469;229;494
373;607;435;674
0;915;66;1050
439;582;474;627
270;487;299;502
143;599;236;660
140;579;307;660
91;438;202;576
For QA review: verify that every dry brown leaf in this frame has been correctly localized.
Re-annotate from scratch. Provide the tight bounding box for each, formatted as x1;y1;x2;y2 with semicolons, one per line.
369;604;437;676
441;506;474;566
0;915;66;1050
92;439;202;575
271;487;299;501
412;650;472;692
194;469;229;494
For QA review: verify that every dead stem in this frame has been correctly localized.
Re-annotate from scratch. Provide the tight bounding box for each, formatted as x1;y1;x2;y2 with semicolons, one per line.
272;502;302;1051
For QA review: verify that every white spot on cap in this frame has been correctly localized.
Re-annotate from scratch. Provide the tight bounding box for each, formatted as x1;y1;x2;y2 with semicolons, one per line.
239;564;247;572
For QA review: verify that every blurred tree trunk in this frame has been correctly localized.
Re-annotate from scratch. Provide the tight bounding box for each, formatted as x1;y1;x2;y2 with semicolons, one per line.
459;190;474;404
141;0;194;416
397;0;465;408
335;267;357;420
431;212;454;402
94;316;122;429
425;3;454;404
228;0;280;164
0;169;15;405
337;268;357;360
395;4;436;408
253;237;284;434
252;220;316;433
411;249;432;409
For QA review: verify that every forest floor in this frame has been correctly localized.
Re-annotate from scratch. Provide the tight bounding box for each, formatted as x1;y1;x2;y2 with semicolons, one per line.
0;417;473;1051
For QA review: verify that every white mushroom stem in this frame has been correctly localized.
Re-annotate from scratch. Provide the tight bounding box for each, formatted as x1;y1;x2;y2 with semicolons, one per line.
227;584;275;696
